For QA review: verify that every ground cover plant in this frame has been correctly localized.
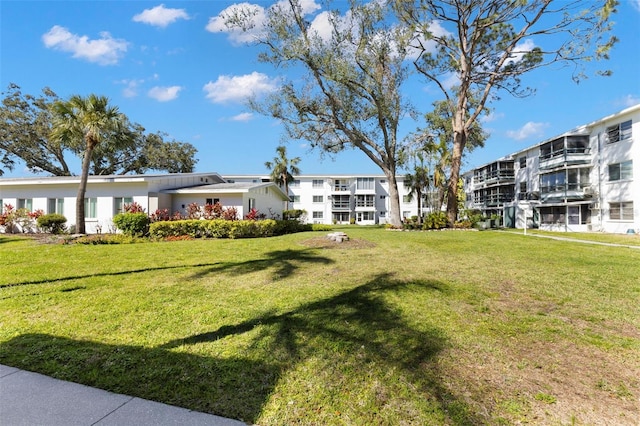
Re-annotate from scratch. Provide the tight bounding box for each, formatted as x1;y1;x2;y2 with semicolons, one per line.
1;228;638;425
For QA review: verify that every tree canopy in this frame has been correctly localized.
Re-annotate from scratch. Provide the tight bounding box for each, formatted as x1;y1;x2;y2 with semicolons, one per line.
223;0;416;226
0;83;198;177
393;0;619;223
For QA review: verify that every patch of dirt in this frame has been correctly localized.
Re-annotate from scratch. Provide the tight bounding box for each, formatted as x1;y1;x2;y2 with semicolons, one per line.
299;237;377;249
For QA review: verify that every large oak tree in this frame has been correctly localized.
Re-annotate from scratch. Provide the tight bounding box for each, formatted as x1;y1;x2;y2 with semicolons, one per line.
0;84;198;177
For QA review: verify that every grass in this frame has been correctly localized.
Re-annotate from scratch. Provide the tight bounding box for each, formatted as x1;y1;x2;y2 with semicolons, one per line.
1;228;639;425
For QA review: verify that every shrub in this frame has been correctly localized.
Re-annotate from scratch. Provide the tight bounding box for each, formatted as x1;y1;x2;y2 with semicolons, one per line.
453;220;473;229
423;211;448;230
149;218;308;240
283;209;307;221
112;212;150;237
124;202;145;213
37;213;67;234
311;224;333;232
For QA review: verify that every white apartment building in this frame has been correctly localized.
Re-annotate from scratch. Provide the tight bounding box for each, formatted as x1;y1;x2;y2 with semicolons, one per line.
224;174;429;225
463;104;640;234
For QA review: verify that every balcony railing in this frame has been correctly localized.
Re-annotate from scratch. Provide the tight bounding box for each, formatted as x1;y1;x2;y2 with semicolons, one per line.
539;183;593;201
473;169;515;185
332;201;351;210
539;148;591;169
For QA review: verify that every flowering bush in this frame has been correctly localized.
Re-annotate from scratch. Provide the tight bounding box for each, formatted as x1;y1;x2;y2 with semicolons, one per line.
124;202;145;214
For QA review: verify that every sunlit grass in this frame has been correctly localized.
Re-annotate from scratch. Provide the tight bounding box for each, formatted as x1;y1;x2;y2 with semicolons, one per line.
1;229;638;424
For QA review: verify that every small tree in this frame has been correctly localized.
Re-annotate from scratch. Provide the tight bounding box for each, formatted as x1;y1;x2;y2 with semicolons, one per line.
265;145;301;210
51;95;125;234
404;151;431;225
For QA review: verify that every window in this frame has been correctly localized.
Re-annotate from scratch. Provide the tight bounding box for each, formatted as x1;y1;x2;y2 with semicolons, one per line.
290;179;300;187
248;198;256;210
541;206;565;224
606;120;632;144
114;197;133;214
357;211;375;221
84;198;97;219
312;179;324;188
313;195;323;203
17;198;32;211
48;198;64;214
519;157;527;168
380;195;386;199
312;211;323;219
356;194;374;207
379;211;386;218
402;211;411;218
568;206;580;225
291;195;300;203
402;195;411;203
608;161;633;181
333;179;350;191
332;194;350;209
609;202;634;220
356;177;374;190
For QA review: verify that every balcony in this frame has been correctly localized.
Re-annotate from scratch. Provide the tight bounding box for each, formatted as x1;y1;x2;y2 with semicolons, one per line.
473;160;515;187
539;135;591;170
473;192;514;207
540;183;593;202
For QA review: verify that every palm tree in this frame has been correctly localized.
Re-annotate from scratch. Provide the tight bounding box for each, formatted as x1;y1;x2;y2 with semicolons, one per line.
404;152;431;225
265;145;301;211
51;95;124;233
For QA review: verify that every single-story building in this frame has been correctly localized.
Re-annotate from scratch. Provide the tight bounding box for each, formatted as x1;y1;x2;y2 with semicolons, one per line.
0;172;289;233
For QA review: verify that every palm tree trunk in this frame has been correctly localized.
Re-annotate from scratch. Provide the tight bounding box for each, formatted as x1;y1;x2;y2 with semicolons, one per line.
75;146;93;234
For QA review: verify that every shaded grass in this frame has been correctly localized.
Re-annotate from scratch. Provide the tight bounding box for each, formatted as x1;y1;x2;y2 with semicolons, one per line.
1;229;639;425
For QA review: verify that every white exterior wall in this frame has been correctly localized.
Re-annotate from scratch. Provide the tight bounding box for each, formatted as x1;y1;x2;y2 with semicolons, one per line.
589;109;640;233
464;105;640;234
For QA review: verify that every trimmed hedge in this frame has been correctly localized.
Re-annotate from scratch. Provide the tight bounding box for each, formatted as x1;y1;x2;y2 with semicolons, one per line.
113;212;150;237
149;219;315;240
36;213;67;234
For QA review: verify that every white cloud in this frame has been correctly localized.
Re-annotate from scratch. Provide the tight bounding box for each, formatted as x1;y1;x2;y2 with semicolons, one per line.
206;0;321;44
120;79;143;98
631;0;640;12
620;94;640;107
505;39;536;66
231;112;254;122
133;4;190;28
506;121;549;141
148;85;182;102
42;25;128;65
203;72;278;103
407;20;451;60
480;112;505;124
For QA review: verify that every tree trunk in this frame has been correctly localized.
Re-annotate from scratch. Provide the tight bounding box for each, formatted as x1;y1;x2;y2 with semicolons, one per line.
75;145;93;234
386;171;402;227
417;190;423;225
446;128;466;226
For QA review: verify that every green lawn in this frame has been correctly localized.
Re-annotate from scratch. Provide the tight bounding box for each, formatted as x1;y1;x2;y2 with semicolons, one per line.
1;228;638;425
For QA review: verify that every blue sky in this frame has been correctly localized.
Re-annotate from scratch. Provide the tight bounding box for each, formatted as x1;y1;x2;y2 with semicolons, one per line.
1;0;639;178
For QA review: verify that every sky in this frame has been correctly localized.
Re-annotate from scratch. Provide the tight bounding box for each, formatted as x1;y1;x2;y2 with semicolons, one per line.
1;0;640;178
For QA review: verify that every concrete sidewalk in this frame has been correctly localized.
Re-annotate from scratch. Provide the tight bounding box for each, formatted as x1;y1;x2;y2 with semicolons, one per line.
0;364;246;426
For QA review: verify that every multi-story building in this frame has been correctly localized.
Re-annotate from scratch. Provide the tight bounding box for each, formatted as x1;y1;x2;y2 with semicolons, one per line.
464;104;640;233
224;174;432;225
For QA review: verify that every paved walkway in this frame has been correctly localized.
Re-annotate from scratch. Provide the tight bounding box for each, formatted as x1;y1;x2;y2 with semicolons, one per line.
516;231;640;249
0;364;246;426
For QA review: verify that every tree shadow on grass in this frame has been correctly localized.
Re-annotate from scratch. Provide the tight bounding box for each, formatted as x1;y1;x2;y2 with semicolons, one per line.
0;262;224;289
0;273;483;424
187;248;334;281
